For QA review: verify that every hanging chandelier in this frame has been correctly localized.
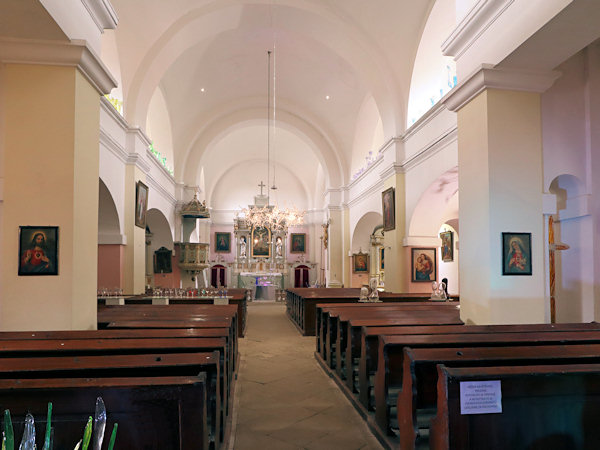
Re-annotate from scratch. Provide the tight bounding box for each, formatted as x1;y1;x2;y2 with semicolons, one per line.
240;49;305;232
241;204;304;232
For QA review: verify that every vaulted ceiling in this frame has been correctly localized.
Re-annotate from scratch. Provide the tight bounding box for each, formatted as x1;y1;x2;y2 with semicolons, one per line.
4;0;439;213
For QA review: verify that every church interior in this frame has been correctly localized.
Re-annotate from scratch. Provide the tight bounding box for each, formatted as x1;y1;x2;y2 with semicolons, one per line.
2;0;600;448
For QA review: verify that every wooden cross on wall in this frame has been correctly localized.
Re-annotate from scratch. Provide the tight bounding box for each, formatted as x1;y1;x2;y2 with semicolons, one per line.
548;215;569;323
258;181;266;195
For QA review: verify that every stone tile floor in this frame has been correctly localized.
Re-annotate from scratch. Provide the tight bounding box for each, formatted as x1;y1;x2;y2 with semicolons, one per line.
230;302;383;450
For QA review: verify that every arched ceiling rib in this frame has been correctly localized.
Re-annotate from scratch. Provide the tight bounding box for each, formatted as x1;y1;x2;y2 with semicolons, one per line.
109;0;435;207
181;105;343;189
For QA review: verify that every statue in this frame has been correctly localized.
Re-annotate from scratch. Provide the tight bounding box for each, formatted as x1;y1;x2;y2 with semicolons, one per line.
430;281;447;301
240;236;247;258
368;277;381;302
322;220;330;249
275;236;283;257
359;286;369;302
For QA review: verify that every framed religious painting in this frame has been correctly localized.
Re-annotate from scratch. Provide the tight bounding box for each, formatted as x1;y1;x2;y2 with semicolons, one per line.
135;181;149;229
440;230;453;262
252;226;271;258
382;187;395;231
411;247;436;282
215;232;231;253
290;233;306;253
352;252;369;273
379;247;384;271
18;226;59;276
502;232;532;275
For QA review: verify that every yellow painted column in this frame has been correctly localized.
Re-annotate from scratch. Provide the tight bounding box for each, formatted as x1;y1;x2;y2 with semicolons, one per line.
1;64;100;330
122;164;148;295
327;207;344;287
382;172;408;293
342;206;351;288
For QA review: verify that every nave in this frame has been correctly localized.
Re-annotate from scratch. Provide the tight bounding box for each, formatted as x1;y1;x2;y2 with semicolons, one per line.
231;302;382;450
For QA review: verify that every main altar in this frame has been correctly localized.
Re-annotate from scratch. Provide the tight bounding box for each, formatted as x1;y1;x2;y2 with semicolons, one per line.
238;272;283;300
228;189;315;298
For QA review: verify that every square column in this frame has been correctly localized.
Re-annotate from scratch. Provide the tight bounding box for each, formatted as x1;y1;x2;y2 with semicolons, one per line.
0;40;116;331
445;66;560;324
381;171;408;293
1;64;106;330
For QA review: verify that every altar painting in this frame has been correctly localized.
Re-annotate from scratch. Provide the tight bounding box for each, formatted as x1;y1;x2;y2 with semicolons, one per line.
251;226;271;258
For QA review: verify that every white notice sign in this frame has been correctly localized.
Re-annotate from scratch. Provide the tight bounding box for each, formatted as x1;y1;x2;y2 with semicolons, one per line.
460;380;502;414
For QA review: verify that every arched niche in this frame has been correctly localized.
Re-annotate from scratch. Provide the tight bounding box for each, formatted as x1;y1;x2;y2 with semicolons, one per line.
98;179;123;290
548;173;593;322
351;212;382;287
438;222;459;296
146;208;177;289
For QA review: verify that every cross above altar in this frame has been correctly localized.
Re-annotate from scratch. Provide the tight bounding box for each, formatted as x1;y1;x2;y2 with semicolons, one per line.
258;181;266;195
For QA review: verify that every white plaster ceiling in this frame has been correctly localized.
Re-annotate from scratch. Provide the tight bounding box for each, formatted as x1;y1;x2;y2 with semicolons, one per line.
105;0;435;209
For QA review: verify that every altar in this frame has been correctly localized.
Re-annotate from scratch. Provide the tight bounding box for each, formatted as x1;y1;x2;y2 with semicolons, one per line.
238;272;283;300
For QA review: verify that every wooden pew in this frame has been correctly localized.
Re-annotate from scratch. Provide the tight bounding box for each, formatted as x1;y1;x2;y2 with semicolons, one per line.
0;328;237;377
98;304;239;338
356;322;600;408
287;288;433;336
97;304;238;369
374;330;600;438
0;336;231;435
0;375;210;450
326;304;461;375
397;344;600;450
322;306;461;372
0;352;222;448
165;290;248;337
315;302;458;360
430;363;600;450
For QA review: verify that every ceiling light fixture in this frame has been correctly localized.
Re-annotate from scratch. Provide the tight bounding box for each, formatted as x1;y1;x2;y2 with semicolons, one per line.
240;50;304;232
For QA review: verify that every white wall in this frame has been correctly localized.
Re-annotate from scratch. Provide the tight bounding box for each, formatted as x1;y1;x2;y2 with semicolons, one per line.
407;0;456;126
350;95;385;179
542;47;599;322
146;86;174;173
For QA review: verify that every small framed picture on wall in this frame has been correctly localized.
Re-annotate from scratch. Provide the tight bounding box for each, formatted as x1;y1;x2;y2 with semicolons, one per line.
215;232;231;253
290;233;306;253
440;231;453;262
502;232;532;275
382;187;395;231
352;252;369;273
18;226;59;276
411;247;436;282
135;181;149;229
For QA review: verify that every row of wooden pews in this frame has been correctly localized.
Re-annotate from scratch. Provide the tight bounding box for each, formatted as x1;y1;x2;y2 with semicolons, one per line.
0;303;240;449
314;296;600;450
286;287;435;336
98;287;250;337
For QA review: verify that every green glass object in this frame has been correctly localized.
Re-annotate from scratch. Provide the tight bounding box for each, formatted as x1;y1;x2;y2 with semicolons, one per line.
42;403;52;450
4;410;14;450
81;417;92;450
107;424;117;450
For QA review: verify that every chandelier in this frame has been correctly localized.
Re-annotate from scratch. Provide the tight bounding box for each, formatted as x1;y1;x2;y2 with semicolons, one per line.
242;204;304;232
240;49;305;232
